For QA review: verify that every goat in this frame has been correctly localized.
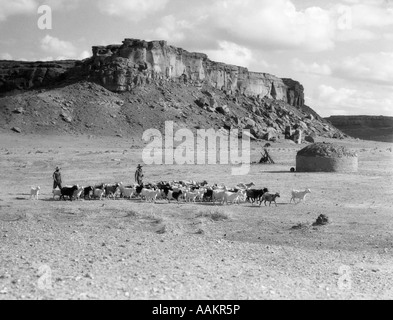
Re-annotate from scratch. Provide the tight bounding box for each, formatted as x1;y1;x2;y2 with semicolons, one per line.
118;183;135;199
246;188;269;205
222;190;245;205
83;186;94;200
73;186;84;201
105;184;120;200
260;193;280;207
93;188;105;200
167;190;183;203
60;185;79;201
212;187;227;204
290;189;311;204
203;188;213;202
141;189;160;202
30;186;41;200
185;191;199;203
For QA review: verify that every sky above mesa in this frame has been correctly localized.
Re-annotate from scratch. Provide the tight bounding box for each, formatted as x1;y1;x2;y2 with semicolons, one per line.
0;0;392;117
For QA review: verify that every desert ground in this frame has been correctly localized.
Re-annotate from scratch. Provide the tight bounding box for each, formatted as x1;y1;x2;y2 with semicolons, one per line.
0;131;392;300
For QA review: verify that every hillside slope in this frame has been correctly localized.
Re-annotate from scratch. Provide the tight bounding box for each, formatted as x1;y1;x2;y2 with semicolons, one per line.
0;80;345;141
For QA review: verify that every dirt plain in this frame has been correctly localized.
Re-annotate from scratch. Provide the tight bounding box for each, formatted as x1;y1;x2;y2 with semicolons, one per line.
0;131;392;300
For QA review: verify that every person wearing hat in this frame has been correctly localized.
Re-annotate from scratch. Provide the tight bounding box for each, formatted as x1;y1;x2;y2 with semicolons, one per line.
135;164;144;185
53;166;62;190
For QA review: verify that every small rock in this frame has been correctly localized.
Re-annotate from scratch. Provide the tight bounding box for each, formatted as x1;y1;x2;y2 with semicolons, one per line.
60;112;72;123
84;273;94;279
13;107;24;114
313;214;330;226
11;127;22;133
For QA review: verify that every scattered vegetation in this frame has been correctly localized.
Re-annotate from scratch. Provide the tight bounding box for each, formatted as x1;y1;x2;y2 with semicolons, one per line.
196;209;230;221
125;210;139;218
156;225;167;234
144;212;164;224
195;228;205;235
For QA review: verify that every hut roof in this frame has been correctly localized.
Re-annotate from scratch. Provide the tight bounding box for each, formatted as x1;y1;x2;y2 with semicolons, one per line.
297;142;358;158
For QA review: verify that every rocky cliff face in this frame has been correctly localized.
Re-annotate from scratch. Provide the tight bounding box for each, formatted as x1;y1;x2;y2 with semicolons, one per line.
87;39;304;107
0;39;304;108
0;60;78;93
0;38;341;142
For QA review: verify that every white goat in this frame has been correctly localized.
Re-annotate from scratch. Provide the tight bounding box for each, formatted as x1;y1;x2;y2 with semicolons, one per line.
222;190;244;205
185;191;198;203
141;189;160;202
212;187;227;204
30;186;41;200
290;189;311;204
118;183;135;199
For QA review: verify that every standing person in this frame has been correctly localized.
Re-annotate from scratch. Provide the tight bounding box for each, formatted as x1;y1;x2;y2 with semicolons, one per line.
53;166;62;190
135;164;144;185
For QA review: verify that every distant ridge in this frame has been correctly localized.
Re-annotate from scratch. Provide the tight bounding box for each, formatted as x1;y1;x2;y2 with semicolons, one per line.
326;115;393;143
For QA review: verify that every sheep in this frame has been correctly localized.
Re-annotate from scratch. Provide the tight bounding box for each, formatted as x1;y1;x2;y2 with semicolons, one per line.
290;189;311;204
30;186;41;200
260;193;280;207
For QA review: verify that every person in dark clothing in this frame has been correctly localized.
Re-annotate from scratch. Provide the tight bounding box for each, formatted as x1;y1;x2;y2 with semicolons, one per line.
53;166;62;190
135;164;144;185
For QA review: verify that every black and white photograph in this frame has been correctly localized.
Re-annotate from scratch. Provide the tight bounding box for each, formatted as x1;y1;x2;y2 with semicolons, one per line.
0;0;392;303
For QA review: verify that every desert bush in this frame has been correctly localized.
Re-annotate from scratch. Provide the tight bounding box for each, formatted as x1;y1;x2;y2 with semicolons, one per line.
144;212;163;224
125;210;139;218
156;225;167;234
196;209;230;221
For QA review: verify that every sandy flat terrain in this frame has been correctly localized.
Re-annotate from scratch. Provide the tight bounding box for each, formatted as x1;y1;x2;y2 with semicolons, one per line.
0;132;392;300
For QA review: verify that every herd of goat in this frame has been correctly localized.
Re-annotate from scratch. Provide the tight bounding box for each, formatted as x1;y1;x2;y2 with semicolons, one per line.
29;181;312;207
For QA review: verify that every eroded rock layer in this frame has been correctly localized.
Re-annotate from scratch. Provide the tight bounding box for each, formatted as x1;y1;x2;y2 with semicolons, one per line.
88;39;304;107
0;39;304;109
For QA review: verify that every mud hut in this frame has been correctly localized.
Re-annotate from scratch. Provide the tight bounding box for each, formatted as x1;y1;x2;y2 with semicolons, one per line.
296;143;358;173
